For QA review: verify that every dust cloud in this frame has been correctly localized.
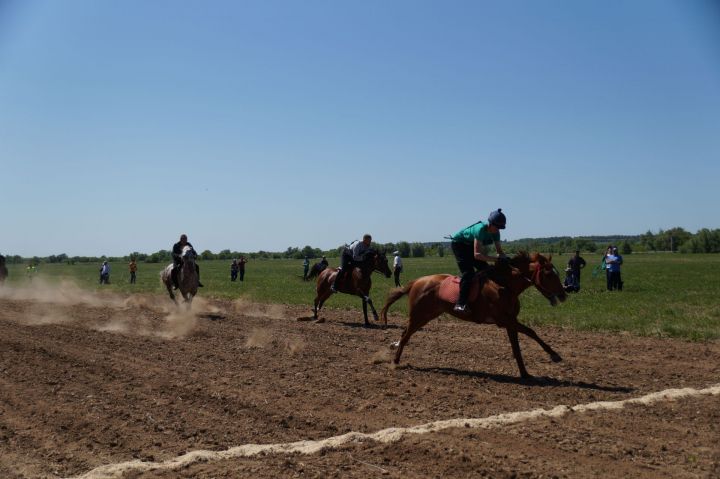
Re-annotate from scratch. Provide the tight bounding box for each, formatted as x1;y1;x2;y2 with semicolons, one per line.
0;280;210;339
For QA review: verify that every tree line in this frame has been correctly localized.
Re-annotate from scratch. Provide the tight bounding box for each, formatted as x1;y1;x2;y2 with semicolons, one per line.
3;227;718;265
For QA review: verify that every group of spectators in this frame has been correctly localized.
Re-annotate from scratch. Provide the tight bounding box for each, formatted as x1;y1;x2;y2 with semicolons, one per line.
563;245;624;293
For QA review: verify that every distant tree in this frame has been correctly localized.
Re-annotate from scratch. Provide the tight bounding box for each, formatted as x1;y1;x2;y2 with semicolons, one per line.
200;250;214;261
397;241;411;258
411;242;425;258
437;244;445;257
621;240;633;255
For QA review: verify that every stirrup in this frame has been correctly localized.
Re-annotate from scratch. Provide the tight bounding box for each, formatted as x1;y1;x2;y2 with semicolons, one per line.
453;303;468;313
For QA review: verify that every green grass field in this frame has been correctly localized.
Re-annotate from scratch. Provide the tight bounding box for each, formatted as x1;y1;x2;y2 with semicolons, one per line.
5;254;720;340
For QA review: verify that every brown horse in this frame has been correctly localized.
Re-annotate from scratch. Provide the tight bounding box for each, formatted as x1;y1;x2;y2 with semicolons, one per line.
313;250;392;327
0;255;7;285
380;252;567;379
160;245;199;308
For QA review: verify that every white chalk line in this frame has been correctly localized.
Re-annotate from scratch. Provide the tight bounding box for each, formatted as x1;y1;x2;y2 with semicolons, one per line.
73;383;720;479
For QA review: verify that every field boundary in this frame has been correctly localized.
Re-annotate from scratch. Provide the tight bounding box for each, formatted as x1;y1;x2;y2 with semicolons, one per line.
73;382;720;479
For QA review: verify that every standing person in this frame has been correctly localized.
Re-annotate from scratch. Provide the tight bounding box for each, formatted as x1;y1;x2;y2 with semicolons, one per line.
238;256;247;281
129;259;137;284
606;246;624;291
331;234;373;293
449;209;507;313
99;261;110;284
392;250;403;287
172;234;203;289
230;259;239;281
566;250;586;291
303;256;310;281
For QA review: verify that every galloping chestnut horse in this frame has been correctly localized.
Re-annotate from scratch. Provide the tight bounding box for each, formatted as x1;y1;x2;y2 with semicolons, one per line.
313;250;392;327
381;252;567;379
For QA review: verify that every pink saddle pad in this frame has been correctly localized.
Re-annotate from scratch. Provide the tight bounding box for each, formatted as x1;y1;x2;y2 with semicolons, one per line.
438;275;480;304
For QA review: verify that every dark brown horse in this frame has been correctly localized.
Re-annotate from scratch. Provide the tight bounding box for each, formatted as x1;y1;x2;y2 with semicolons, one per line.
313;250;392;327
0;255;7;285
380;252;567;379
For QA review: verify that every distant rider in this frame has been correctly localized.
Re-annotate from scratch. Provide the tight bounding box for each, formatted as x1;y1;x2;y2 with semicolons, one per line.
172;234;203;289
450;209;507;313
331;234;373;293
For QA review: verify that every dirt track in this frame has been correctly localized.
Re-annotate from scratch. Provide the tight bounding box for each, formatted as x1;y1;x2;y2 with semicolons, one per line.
0;288;718;478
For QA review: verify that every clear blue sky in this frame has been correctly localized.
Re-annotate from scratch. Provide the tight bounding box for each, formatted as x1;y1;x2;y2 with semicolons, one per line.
1;0;719;257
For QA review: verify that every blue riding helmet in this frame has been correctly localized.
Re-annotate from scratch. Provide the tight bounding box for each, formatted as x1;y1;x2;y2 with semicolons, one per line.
488;208;507;229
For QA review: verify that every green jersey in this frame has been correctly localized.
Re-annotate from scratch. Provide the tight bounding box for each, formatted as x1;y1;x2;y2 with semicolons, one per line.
451;221;499;246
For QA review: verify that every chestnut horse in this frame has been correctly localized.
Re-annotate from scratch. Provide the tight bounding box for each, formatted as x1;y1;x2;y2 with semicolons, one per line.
380;252;567;379
313;250;392;327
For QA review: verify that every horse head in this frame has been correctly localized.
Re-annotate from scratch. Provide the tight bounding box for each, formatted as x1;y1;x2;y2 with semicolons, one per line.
181;245;197;264
373;249;392;278
528;253;567;306
362;249;392;278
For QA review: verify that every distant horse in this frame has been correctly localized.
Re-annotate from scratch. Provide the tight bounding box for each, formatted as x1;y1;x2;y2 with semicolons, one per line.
306;261;328;281
160;245;198;307
313;250;392;327
381;252;567;379
0;255;7;285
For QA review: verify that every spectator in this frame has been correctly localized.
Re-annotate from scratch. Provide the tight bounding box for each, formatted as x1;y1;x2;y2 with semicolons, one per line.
230;259;239;281
238;256;247;281
392;250;403;287
563;267;580;293
566;250;586;291
26;264;36;282
129;259;137;284
303;256;310;281
99;261;110;284
606;246;624;291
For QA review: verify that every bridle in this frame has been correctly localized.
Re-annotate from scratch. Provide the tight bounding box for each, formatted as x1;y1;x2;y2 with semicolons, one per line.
529;260;559;300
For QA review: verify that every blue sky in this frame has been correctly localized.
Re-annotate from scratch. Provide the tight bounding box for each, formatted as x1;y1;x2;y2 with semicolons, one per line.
1;0;719;256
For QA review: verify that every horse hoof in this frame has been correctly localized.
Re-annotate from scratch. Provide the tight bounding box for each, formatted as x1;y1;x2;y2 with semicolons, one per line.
314;318;326;324
551;354;563;363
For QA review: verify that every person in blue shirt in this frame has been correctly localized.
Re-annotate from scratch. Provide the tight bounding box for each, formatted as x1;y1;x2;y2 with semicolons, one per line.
605;246;624;291
450;209;507;313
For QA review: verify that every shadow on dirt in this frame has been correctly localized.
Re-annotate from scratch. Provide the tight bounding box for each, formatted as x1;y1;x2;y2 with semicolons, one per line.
411;366;634;393
202;314;225;321
338;321;403;330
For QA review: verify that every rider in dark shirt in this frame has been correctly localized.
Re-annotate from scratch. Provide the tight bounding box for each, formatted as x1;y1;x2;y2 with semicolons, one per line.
172;234;203;289
331;234;373;293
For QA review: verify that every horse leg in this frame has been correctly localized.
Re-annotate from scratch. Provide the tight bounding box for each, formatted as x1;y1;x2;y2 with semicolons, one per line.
506;327;531;379
165;282;176;303
393;310;436;365
362;297;370;327
514;322;562;362
365;296;380;322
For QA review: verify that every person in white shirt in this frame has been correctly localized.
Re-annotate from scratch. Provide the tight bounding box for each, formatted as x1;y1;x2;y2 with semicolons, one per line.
392;251;403;287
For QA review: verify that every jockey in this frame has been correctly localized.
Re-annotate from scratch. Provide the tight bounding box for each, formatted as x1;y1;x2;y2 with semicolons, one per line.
172;234;204;289
331;234;373;293
450;209;507;313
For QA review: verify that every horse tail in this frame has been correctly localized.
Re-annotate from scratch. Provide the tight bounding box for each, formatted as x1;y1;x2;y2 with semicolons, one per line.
380;281;415;326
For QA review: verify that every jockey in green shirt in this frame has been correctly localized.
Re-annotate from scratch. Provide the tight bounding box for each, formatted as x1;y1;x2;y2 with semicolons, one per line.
450;209;507;313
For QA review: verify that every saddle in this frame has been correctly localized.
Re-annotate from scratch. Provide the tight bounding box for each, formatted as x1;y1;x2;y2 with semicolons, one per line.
438;274;483;304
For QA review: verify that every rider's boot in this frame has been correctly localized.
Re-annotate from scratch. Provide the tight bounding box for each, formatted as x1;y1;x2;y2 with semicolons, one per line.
453;271;475;313
196;264;204;287
330;268;343;293
171;267;180;290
